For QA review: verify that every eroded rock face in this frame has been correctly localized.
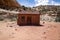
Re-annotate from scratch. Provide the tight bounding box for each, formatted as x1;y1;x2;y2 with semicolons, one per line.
0;0;20;8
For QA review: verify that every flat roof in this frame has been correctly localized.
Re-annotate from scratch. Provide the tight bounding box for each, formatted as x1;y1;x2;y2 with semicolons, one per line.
18;11;40;14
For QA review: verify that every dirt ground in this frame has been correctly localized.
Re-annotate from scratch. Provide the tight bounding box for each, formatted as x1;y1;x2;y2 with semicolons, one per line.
0;21;60;40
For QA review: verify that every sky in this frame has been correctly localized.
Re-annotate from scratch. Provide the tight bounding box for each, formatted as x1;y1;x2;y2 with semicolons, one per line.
17;0;60;7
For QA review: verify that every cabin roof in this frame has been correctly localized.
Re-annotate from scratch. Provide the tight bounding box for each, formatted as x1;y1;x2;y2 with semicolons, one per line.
19;11;40;14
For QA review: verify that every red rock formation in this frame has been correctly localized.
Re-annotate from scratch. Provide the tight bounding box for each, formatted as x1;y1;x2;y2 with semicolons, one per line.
0;0;20;8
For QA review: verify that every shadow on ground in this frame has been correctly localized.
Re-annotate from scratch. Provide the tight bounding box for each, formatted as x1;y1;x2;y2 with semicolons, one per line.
18;24;44;27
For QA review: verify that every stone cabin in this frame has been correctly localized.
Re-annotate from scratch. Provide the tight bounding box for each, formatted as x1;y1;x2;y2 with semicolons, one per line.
17;11;40;26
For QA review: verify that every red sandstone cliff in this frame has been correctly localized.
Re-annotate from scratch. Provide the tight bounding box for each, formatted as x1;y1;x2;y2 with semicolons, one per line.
0;0;20;8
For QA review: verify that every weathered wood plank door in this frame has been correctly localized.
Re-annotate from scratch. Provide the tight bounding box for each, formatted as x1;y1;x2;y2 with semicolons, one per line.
27;17;32;25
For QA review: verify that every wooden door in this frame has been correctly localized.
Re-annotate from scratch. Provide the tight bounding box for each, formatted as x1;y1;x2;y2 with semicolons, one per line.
27;17;32;25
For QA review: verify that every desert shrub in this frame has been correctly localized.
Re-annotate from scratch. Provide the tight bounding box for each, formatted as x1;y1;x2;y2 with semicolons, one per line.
55;17;60;22
0;17;4;21
0;18;4;21
10;18;17;21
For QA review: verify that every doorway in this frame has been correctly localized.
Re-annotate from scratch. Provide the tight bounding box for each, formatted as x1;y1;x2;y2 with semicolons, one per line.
27;16;32;25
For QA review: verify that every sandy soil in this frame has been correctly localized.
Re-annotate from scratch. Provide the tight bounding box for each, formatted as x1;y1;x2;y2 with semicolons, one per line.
0;21;60;40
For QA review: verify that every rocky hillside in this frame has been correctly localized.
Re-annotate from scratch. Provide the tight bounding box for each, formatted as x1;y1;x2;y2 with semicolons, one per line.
0;0;21;21
33;5;60;22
